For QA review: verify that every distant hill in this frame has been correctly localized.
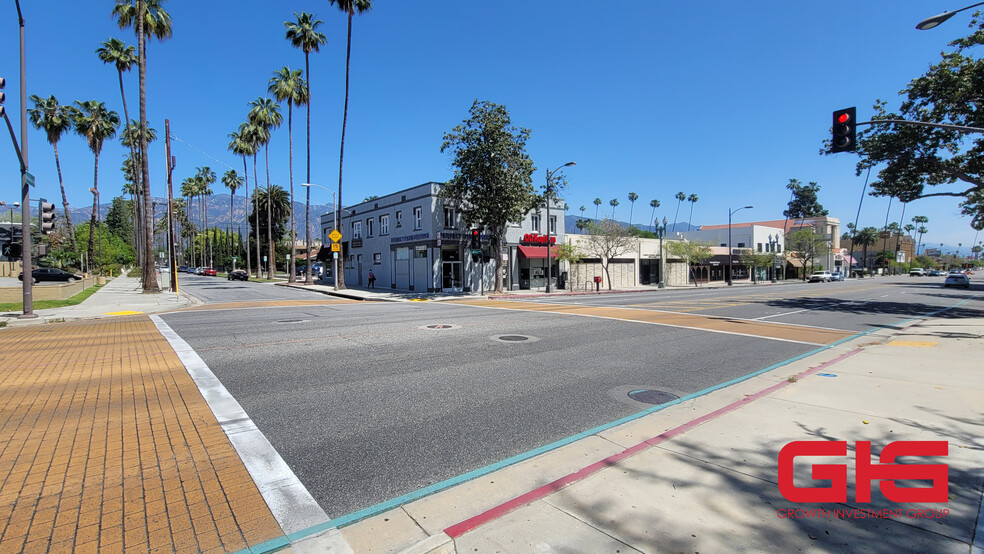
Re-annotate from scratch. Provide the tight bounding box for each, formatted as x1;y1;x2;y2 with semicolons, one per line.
564;214;697;234
69;194;334;239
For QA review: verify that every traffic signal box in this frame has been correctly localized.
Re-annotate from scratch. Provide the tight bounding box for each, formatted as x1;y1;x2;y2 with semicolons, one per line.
39;200;56;234
470;229;482;262
831;107;857;153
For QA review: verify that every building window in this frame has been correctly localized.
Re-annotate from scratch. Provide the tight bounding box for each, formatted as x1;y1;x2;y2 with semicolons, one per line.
380;214;390;235
352;220;362;239
777;244;782;253
757;243;763;252
737;242;746;248
549;216;557;235
443;206;455;228
395;210;402;228
413;207;422;230
531;215;541;233
366;218;374;237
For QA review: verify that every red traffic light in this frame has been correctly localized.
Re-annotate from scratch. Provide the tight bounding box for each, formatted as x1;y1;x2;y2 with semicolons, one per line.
837;112;851;124
472;229;479;237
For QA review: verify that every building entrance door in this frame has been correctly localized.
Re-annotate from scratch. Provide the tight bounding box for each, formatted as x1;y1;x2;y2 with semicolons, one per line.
442;261;462;292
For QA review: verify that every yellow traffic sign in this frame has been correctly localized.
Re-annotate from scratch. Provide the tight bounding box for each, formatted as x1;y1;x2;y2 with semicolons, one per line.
328;229;342;243
331;243;341;252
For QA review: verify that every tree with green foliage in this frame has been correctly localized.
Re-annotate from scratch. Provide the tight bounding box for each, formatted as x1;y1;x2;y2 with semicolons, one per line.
105;197;134;245
672;192;686;232
228;125;257;277
835;17;984;231
738;250;775;284
687;193;699;231
440;100;537;293
248;185;292;264
853;226;880;274
269;66;309;282
627;192;638;227
248;97;282;278
783;179;829;220
593;197;602;220
665;239;713;286
581;218;638;290
554;242;584;290
648;199;660;232
787;227;831;279
72;100;120;274
28;95;75;240
609;198;619;218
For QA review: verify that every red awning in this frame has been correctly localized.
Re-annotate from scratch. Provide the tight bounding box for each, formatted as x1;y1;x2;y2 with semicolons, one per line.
518;245;561;259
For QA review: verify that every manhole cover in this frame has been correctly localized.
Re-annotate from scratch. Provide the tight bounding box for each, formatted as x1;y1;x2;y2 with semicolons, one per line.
499;335;529;341
628;389;679;405
419;324;459;330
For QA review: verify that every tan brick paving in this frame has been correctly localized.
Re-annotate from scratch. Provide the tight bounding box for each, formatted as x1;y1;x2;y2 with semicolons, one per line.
0;316;285;552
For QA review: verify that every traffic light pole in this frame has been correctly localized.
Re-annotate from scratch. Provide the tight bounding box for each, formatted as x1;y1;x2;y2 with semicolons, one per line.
13;0;35;318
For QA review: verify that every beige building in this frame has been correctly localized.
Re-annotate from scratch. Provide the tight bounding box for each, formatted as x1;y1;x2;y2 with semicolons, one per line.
562;234;689;290
699;217;842;277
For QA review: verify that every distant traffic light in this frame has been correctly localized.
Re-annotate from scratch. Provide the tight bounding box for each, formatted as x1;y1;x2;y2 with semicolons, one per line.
469;229;480;251
39;200;56;234
831;107;857;153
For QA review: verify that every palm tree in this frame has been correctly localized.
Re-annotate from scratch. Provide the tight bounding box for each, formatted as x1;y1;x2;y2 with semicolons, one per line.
112;0;172;292
649;199;660;232
120;120;155;254
96;37;141;261
285;12;327;284
27;95;75;240
672;191;686;232
222;169;244;267
593;197;602;220
327;0;373;289
627;192;638;228
687;193;699;231
72;100;120;273
855;227;880;272
228;125;256;277
180;177;198;266
196;167;216;266
609;198;619;218
248;97;282;279
269;67;309;283
912;215;929;255
578;206;585;229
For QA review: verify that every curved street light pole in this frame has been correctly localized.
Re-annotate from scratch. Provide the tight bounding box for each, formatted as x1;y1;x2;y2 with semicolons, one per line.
300;183;339;291
727;205;753;286
916;2;984;29
545;162;575;293
656;216;668;288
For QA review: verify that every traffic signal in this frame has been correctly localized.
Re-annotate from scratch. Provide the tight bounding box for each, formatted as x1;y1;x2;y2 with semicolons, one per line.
0;76;5;117
831;107;857;153
39;200;56;234
469;229;480;250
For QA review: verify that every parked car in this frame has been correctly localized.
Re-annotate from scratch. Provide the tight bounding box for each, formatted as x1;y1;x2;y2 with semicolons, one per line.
909;267;926;276
195;267;205;275
177;265;189;273
928;269;946;276
204;268;217;276
808;271;832;282
830;271;844;281
227;269;249;281
18;267;83;284
943;273;971;288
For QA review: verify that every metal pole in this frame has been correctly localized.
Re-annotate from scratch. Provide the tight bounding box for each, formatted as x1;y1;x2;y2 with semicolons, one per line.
15;0;34;318
545;169;551;293
165;119;177;292
727;209;733;286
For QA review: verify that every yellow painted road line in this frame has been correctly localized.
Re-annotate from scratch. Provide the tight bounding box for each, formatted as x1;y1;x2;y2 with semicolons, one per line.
177;299;356;312
451;299;854;345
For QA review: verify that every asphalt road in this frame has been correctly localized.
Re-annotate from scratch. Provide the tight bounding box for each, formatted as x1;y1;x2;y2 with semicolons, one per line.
160;276;983;521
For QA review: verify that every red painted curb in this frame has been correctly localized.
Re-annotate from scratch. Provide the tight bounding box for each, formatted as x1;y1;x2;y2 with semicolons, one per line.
444;347;864;539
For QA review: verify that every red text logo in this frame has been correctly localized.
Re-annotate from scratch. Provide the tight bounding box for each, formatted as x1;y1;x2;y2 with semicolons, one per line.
778;441;948;503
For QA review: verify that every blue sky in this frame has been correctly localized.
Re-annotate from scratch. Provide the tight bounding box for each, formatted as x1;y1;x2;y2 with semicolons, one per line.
2;1;983;253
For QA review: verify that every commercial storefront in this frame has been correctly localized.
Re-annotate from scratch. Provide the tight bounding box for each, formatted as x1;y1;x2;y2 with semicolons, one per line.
320;182;566;292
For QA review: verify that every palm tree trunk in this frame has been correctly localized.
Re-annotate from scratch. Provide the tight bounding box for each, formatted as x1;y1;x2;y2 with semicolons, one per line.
266;144;274;280
672;200;682;232
52;142;74;242
304;51;312;285
649;206;656;232
253;154;261;279
229;191;234;270
243;154;251;277
336;12;354;290
137;0;159;292
688;201;695;231
287;102;296;283
118;68;143;273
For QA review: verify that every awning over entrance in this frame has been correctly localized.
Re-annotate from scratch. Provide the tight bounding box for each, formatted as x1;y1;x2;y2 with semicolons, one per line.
517;245;561;259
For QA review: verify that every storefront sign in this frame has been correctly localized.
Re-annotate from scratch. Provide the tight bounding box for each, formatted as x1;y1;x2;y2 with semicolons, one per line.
521;233;555;245
391;232;431;244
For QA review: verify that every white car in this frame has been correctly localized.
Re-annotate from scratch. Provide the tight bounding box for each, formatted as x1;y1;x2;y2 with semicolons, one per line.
943;273;970;288
808;271;832;282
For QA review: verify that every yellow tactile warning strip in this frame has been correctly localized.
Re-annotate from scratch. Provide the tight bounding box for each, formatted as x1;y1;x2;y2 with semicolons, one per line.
179;299;355;312
887;340;939;347
452;299;855;345
0;317;283;553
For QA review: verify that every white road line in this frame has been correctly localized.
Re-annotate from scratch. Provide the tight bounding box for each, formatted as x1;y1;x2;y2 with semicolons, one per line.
754;308;811;320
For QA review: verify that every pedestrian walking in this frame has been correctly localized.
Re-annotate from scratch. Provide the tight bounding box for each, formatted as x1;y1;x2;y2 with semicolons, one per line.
368;269;376;288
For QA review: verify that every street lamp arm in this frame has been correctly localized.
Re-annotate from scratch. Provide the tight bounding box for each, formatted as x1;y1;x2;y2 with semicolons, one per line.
916;2;984;29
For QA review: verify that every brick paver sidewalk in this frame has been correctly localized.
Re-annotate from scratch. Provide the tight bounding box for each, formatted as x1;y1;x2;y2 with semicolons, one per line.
0;316;283;553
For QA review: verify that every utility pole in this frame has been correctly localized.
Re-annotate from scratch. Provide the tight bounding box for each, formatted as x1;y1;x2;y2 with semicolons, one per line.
165;119;177;293
15;0;35;318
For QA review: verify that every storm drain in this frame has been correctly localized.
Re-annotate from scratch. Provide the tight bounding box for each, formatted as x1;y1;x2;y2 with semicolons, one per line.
628;389;679;405
419;324;460;330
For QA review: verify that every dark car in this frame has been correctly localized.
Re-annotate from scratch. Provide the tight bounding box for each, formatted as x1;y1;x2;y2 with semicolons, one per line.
177;265;189;273
19;267;82;284
227;269;249;281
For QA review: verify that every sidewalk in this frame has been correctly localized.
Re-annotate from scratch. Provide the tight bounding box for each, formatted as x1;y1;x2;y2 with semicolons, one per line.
337;314;984;554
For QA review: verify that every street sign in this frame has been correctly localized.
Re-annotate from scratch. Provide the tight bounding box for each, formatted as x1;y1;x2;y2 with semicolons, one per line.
328;229;342;243
231;256;238;261
470;249;481;255
23;172;35;188
331;243;340;252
